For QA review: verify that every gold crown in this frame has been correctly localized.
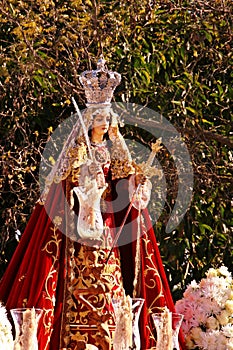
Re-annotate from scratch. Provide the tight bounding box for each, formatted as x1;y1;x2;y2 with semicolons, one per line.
79;58;121;106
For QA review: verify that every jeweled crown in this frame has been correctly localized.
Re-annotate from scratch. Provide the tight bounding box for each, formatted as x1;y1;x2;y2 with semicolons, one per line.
79;58;121;106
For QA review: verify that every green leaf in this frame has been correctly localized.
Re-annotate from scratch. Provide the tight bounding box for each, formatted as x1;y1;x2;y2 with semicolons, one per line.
199;224;213;235
203;30;212;42
186;106;199;115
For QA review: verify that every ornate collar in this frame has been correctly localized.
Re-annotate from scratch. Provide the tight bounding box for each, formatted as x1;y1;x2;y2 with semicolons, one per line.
91;140;107;147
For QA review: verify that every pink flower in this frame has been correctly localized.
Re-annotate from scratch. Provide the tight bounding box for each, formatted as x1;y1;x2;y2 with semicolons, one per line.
175;266;233;349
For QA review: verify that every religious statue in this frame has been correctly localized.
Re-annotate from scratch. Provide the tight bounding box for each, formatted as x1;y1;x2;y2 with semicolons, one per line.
0;58;186;350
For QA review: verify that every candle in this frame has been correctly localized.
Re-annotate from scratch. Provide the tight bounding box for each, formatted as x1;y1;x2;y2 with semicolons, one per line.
163;307;173;350
156;307;173;350
17;308;37;349
113;295;133;349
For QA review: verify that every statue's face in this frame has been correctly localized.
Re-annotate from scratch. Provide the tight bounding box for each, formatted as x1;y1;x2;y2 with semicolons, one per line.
92;112;111;136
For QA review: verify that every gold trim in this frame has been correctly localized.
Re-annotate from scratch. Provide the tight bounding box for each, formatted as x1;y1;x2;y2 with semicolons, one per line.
41;225;62;348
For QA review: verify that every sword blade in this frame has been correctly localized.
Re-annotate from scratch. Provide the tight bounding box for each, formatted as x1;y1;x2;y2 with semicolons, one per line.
72;97;93;161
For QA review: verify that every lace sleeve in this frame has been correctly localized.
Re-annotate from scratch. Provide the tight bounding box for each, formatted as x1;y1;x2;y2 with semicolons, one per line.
128;174;152;210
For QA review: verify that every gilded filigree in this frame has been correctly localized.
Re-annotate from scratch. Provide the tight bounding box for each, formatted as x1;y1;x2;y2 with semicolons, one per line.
41;225;62;347
53;215;62;227
143;239;164;309
42;226;62;265
62;241;123;349
69;140;88;169
140;217;165;312
133;140;163;179
109;131;135;180
110;159;135;179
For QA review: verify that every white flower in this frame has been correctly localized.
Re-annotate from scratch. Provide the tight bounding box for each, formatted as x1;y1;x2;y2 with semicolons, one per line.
206;268;218;278
0;302;14;350
218;266;232;279
175;266;233;350
222;324;233;338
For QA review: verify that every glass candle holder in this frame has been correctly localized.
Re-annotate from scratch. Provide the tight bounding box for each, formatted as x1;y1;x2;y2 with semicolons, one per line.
112;297;144;350
10;308;43;350
131;298;145;350
152;312;184;350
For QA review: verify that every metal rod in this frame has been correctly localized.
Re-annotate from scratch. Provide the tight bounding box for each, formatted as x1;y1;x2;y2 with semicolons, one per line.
105;183;141;264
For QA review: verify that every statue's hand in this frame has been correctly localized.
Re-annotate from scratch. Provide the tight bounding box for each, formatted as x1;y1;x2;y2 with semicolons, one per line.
108;125;119;141
135;173;147;187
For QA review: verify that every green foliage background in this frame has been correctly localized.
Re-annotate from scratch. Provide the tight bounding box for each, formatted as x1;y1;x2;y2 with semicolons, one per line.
1;0;232;300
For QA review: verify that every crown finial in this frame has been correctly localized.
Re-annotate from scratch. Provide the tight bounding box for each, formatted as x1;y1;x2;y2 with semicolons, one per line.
96;57;106;70
79;58;121;107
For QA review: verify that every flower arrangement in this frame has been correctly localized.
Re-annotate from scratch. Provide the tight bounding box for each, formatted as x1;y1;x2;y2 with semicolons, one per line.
0;302;14;350
175;266;233;350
